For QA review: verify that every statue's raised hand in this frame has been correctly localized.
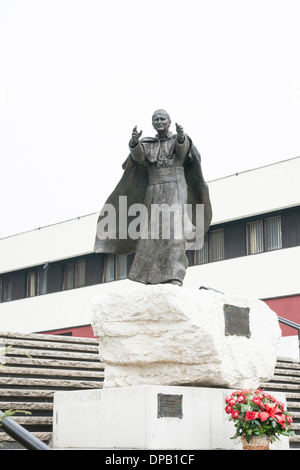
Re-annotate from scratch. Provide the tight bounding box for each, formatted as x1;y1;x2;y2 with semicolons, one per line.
175;123;184;142
131;126;143;146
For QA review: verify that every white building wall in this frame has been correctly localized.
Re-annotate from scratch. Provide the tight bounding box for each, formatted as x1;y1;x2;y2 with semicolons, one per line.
0;278;136;333
0;246;298;334
209;156;300;224
0;213;98;274
184;246;300;299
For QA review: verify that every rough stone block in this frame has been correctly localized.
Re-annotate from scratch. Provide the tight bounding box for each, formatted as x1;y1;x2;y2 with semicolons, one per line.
91;285;281;389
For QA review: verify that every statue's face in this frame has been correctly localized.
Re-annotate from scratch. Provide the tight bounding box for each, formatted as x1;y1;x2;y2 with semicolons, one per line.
152;112;170;134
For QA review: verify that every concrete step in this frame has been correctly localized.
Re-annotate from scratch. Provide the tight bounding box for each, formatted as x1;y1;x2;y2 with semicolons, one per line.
0;432;52;443
0;389;55;398
268;375;300;384
0;402;53;411
2;355;104;369
0;331;104;448
285;402;300;409
0;365;104;379
1;377;103;389
5;348;101;361
2;416;53;426
276;361;300;371
0;330;98;345
260;356;300;449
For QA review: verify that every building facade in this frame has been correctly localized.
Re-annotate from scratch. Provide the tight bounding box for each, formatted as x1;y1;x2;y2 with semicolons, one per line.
0;157;299;356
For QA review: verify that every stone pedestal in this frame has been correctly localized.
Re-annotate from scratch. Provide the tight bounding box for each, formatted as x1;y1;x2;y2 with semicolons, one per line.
91;285;281;390
52;386;289;450
52;286;287;450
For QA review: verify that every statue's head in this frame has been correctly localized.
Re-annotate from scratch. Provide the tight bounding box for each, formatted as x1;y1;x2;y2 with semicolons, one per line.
152;109;171;135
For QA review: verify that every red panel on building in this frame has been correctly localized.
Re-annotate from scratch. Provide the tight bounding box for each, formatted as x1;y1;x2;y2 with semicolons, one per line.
41;324;97;338
263;295;300;337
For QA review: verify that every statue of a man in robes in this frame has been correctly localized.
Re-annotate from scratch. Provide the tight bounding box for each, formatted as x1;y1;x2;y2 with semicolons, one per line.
94;109;212;286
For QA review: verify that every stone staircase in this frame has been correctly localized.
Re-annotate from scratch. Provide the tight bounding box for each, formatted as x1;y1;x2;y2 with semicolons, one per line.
1;331;300;449
0;331;104;449
260;356;300;449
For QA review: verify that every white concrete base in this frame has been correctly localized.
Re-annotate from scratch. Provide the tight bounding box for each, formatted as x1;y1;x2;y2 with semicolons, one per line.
279;335;300;360
52;386;289;450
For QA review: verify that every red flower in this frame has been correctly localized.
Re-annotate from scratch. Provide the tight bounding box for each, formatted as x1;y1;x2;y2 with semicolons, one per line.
237;395;246;403
286;415;293;424
231;410;239;419
245;411;259;421
252;397;262;405
225;405;233;414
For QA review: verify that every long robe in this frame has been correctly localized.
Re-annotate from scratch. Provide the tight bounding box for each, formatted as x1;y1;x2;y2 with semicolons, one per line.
94;133;212;285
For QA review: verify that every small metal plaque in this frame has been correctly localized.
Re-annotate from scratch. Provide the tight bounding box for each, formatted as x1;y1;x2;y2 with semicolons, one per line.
157;393;183;419
224;304;251;338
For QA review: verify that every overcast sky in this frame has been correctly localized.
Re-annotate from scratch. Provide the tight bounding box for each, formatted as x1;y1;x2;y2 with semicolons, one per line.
0;0;299;239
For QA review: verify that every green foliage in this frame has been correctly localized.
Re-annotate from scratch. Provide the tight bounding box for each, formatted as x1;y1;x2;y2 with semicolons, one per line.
0;409;31;426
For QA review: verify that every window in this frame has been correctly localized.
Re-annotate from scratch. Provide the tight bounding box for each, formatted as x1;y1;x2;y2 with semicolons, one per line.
247;216;282;254
265;216;282;251
26;269;47;297
62;259;86;290
189;229;224;265
246;220;264;254
102;255;128;282
194;233;209;264
103;255;115;282
0;277;12;302
210;228;225;262
115;255;128;280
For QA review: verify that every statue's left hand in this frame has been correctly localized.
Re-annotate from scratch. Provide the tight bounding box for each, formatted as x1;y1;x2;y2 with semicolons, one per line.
175;123;184;141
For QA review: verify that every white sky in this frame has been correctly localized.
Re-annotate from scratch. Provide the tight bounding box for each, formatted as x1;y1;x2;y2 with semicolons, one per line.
0;0;300;239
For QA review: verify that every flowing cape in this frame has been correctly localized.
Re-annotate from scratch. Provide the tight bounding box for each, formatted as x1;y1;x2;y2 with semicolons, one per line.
94;135;212;255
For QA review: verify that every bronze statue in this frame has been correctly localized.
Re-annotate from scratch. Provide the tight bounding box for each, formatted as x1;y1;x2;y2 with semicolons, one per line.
94;109;212;286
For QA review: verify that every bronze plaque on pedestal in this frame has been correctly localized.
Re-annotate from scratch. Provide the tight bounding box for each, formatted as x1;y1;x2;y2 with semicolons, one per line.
224;304;251;338
157;393;183;419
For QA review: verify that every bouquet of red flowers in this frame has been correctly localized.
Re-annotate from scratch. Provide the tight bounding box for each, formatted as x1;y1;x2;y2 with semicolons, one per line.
225;388;295;444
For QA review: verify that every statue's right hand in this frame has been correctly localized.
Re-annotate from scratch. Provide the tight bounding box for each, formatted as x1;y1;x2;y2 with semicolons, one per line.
131;126;142;145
